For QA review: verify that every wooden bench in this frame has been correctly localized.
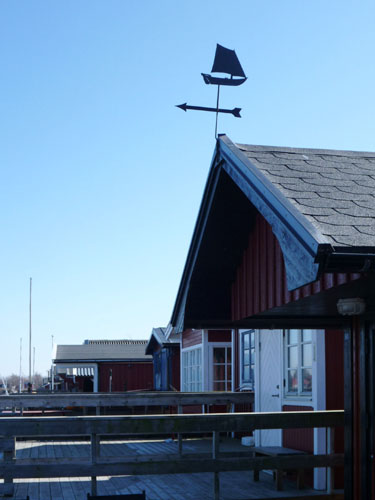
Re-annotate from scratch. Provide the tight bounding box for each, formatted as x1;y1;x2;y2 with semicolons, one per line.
252;446;307;490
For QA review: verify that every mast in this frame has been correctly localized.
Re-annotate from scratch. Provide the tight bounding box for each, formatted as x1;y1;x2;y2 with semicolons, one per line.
19;338;22;393
29;277;32;388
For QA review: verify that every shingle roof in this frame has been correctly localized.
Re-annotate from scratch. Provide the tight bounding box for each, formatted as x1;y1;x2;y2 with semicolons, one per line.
54;340;152;362
236;143;375;247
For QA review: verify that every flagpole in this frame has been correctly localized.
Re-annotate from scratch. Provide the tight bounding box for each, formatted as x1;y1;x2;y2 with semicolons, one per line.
29;277;32;389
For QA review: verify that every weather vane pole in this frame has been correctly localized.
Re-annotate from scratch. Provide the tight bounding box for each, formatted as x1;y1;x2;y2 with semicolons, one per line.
176;44;247;137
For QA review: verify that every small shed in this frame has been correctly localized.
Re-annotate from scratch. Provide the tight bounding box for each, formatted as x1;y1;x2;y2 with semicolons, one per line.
53;339;153;392
145;325;180;391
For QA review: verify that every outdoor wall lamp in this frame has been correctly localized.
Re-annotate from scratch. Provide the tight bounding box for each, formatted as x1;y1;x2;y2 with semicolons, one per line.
337;298;366;316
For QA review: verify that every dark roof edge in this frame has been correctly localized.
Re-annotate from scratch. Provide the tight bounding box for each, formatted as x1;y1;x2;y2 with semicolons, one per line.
235;142;375;157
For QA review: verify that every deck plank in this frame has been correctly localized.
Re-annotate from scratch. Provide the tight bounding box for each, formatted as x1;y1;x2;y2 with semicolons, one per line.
9;438;337;499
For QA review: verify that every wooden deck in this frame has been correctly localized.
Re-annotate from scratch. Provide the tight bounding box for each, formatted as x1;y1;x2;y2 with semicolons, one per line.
3;439;336;499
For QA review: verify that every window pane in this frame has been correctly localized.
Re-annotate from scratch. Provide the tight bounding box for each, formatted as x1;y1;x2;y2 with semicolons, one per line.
243;333;250;349
214;348;225;363
250;332;255;348
214;364;225;380
243;349;250;366
302;343;313;367
227;364;232;380
302;330;313;342
302;368;312;392
243;365;250;381
227;347;232;362
288;369;298;392
288;346;298;368
288;330;299;344
226;381;231;391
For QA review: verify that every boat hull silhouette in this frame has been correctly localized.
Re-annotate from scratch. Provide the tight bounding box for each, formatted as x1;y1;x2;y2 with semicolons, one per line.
201;73;247;86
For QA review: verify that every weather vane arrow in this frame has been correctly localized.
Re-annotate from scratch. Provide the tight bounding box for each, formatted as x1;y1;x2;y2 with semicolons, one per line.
176;44;247;137
176;103;241;118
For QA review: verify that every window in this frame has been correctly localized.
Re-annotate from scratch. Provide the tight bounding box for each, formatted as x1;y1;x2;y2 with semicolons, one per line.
182;348;202;391
241;330;255;389
212;346;231;391
285;330;313;396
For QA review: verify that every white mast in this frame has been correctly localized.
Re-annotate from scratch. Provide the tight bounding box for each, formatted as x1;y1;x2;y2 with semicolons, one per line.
19;338;22;393
29;277;32;388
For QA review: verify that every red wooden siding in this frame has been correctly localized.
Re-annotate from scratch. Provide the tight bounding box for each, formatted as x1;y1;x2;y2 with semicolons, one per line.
182;329;202;348
99;362;153;392
282;404;314;452
208;330;231;342
231;213;361;320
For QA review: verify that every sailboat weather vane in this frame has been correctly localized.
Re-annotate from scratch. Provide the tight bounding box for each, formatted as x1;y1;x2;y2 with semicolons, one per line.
176;44;247;137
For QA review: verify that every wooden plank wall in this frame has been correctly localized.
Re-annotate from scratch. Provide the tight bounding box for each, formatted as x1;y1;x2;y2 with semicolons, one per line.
231;213;362;320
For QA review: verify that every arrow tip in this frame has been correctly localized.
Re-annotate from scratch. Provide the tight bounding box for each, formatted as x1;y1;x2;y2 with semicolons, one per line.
176;103;187;112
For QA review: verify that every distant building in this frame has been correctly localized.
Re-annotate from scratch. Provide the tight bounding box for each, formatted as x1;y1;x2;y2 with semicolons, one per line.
53;339;153;392
145;325;180;391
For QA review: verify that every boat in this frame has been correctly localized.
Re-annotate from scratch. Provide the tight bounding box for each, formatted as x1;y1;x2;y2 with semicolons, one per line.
201;44;247;86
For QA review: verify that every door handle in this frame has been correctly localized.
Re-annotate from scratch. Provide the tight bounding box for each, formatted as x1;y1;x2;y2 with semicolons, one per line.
271;394;279;397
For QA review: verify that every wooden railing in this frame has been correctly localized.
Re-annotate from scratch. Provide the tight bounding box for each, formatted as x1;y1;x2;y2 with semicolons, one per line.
0;391;254;414
0;409;344;499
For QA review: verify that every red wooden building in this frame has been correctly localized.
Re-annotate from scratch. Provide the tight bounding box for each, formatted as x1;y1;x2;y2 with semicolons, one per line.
171;135;375;498
53;339;153;392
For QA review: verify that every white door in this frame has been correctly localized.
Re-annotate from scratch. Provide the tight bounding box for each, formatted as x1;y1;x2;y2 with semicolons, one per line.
256;330;282;446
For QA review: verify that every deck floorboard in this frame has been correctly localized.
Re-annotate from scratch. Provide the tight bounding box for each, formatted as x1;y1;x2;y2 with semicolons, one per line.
4;438;334;499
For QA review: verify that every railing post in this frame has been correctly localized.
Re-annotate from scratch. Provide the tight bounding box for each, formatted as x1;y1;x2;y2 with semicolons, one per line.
177;404;183;457
327;426;335;493
212;431;220;500
1;436;15;497
91;433;99;496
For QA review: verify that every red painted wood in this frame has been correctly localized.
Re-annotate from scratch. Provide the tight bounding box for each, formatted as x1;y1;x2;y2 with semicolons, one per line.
282;405;314;453
207;330;231;342
99;362;153;392
182;329;203;348
231;213;361;321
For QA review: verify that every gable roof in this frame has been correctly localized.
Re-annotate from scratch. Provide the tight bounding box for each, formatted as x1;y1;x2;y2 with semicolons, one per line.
54;340;152;363
171;135;375;332
145;326;180;355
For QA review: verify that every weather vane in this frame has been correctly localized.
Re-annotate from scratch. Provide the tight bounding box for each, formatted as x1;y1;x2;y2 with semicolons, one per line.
176;44;247;137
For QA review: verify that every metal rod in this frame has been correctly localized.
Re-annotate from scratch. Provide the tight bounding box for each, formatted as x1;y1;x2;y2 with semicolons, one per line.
215;85;220;139
29;278;32;387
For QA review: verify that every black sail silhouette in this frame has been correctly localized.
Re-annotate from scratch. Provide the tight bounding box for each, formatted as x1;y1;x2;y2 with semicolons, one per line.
202;44;247;86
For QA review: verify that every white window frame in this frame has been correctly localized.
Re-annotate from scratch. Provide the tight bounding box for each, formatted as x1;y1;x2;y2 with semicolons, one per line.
209;343;232;391
284;329;313;398
181;346;203;392
239;329;255;390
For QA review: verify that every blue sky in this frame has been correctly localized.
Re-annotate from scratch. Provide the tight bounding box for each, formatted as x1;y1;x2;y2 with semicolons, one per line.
1;1;375;377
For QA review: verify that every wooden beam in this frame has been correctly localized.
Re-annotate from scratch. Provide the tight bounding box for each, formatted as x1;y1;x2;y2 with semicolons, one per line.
0;453;344;479
0;391;254;410
0;410;344;438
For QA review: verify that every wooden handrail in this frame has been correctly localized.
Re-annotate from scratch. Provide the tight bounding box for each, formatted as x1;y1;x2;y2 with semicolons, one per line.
0;410;344;499
0;391;254;409
0;410;343;437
